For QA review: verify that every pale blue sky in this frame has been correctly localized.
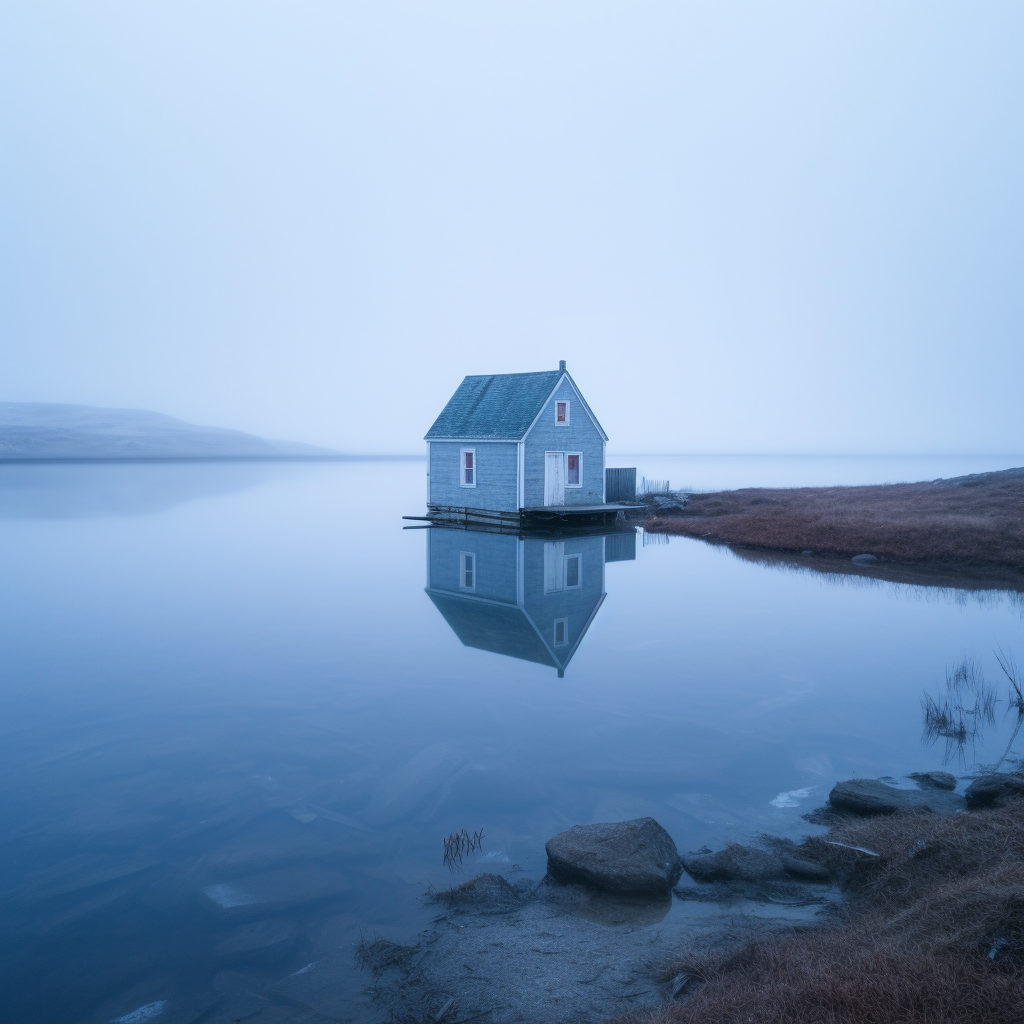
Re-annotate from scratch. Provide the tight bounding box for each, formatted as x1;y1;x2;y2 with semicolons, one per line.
2;2;1021;455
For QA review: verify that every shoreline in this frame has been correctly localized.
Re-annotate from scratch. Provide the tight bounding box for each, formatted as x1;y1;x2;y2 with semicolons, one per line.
642;468;1024;572
356;771;1024;1023
614;772;1024;1024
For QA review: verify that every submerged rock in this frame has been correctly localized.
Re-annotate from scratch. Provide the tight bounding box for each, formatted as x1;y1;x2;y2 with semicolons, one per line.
851;553;878;564
909;771;958;791
682;843;830;884
545;817;682;894
829;778;965;816
427;872;525;912
964;772;1024;809
780;854;832;882
683;843;785;883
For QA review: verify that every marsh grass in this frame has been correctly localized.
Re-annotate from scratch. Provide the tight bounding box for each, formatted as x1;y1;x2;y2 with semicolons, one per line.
645;470;1024;568
922;657;999;765
922;653;1024;767
442;828;484;870
617;805;1024;1024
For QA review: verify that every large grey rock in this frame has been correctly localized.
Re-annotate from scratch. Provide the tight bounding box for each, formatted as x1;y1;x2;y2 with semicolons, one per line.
828;779;965;816
545;817;682;894
964;773;1024;809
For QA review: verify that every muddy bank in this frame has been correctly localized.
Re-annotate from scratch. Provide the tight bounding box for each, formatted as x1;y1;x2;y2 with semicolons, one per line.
358;873;830;1023
644;467;1024;570
726;546;1024;596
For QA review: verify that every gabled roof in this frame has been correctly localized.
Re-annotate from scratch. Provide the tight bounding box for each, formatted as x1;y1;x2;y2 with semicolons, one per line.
424;371;608;441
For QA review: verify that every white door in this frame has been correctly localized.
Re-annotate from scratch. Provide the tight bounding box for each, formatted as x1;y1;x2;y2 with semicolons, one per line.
544;452;565;506
543;541;564;593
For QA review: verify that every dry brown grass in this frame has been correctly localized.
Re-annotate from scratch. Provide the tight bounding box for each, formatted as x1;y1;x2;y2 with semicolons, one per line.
613;806;1024;1024
618;933;1022;1024
646;470;1024;568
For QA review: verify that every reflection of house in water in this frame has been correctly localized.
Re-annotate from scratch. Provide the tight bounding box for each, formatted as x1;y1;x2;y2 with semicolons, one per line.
425;527;635;675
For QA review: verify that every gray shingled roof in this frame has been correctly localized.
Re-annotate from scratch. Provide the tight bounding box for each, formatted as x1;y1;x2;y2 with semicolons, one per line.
424;371;563;440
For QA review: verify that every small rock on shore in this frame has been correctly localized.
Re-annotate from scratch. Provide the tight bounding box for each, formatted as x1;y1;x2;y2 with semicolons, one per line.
964;772;1024;808
682;843;830;884
829;778;965;816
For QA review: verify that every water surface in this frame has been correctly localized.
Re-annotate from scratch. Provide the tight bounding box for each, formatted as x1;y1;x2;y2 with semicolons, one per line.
1;456;1021;1023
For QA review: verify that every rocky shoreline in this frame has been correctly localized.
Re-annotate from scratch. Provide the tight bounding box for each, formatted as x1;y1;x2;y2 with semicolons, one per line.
358;769;1024;1023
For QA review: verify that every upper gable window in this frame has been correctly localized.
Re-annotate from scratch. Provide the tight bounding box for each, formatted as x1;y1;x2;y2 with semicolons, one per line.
460;449;476;487
554;400;570;425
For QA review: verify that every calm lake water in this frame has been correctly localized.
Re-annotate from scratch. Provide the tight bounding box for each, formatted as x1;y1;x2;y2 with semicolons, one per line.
1;455;1022;1024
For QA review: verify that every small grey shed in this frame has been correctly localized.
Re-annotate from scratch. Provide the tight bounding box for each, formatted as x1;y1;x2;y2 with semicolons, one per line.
424;361;609;515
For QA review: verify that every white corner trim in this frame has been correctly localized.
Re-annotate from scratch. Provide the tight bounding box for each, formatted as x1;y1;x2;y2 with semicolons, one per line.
517;441;525;509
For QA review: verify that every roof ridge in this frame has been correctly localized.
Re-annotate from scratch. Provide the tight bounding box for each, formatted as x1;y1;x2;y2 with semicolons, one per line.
463;370;560;378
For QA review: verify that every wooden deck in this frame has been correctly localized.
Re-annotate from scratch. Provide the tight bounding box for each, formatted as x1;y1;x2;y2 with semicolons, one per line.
406;502;642;532
521;503;636;514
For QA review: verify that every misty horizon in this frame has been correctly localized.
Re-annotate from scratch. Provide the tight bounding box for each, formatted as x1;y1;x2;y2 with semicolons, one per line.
3;4;1022;458
3;399;1023;461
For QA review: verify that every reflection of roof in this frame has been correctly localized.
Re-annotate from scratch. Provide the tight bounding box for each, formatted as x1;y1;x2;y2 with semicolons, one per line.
425;588;606;674
426;371;590;440
426;591;558;668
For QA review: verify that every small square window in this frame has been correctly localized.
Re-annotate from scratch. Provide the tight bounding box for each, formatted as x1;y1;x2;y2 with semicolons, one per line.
459;551;475;591
553;617;569;646
555;400;569;425
461;449;476;487
566;454;581;487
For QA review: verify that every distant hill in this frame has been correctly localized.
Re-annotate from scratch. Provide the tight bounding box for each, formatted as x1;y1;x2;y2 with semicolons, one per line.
0;403;343;460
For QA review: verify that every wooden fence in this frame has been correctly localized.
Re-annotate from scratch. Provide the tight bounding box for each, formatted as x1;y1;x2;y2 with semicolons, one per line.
605;467;636;502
